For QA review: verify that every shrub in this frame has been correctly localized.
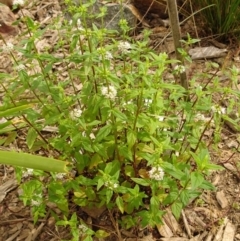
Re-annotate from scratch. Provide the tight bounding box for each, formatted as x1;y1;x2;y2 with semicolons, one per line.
0;1;239;240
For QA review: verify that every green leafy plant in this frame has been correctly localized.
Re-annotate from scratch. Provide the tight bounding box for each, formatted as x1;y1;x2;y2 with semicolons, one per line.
195;0;240;39
0;1;239;240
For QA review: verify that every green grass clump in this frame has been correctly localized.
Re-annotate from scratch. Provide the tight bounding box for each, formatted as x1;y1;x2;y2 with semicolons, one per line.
195;0;240;40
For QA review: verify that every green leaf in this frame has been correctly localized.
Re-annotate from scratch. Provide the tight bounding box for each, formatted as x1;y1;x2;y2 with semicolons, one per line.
97;178;105;191
180;190;190;206
191;149;209;170
162;162;185;180
106;189;113;204
26;16;35;29
0;104;33;118
171;201;182;220
125;165;135;177
0;151;70;173
74;191;86;198
150;196;160;211
205;163;224;171
89;153;103;169
95;230;110;238
95;125;112;142
137;143;155;153
191;172;204;189
127;130;136;149
3;132;17;146
104;160;120;177
111;108;127;121
116;196;124;213
131;178;150;186
0;120;13;130
26;127;38;149
199;180;216;191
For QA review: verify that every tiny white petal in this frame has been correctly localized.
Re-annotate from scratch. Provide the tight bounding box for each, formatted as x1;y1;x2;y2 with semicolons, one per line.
13;0;25;6
211;105;226;115
149;166;164;181
144;99;152;106
101;85;117;100
118;41;131;54
79;224;88;232
89;133;95;139
22;168;34;178
158;116;165;122
70;108;82;120
174;65;186;74
2;42;14;53
32;200;41;206
55;173;66;180
105;51;113;60
15;64;25;71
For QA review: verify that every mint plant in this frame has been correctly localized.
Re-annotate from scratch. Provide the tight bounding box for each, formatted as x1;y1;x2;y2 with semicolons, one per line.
0;0;239;240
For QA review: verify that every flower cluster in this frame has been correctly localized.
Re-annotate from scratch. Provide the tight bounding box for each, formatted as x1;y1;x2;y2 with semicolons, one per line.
98;47;113;61
211;105;226;115
118;41;131;54
174;65;186;74
2;42;14;53
13;0;25;6
15;64;25;71
79;224;88;233
105;180;119;190
55;173;67;180
101;85;117;100
70;108;82;120
105;51;113;60
149;166;164;181
31;193;42;206
22;168;34;178
69;19;83;31
144;99;152;107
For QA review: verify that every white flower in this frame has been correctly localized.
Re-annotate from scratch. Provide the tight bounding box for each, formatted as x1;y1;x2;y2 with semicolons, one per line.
69;19;83;30
31;193;42;206
82;132;95;139
76;19;82;30
89;133;95;139
118;41;131;54
70;108;82;120
105;51;113;60
211;105;226;115
22;168;34;178
2;42;14;53
144;99;152;106
157;116;165;122
195;113;206;122
149;166;164;181
32;200;41;206
101;85;117;100
123;101;132;106
174;65;186;74
55;173;66;180
98;48;113;61
79;224;88;233
54;22;62;30
105;181;118;190
15;64;25;71
13;0;25;6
